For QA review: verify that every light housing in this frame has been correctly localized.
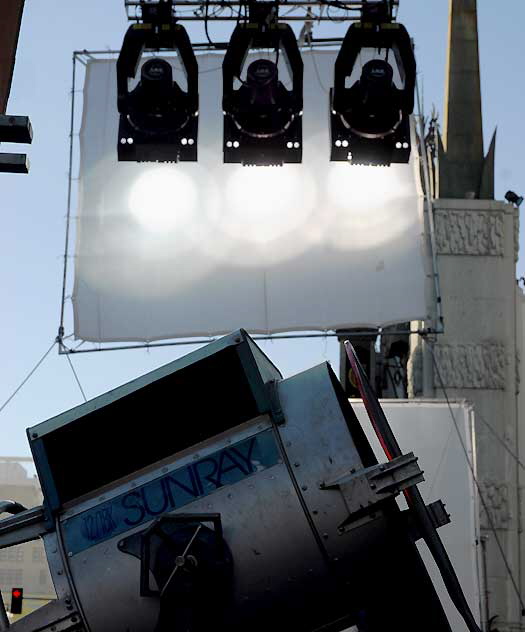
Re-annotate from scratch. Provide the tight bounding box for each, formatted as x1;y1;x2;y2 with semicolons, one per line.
330;20;416;166
505;190;523;207
116;11;198;162
222;8;303;166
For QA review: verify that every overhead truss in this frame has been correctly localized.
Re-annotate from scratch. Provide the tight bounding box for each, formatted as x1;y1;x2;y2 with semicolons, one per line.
124;0;399;22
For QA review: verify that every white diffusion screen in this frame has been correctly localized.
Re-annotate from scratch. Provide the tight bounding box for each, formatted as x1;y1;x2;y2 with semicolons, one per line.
74;52;430;342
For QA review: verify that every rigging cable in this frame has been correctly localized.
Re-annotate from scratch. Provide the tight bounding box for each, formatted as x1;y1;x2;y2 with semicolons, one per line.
429;343;525;616
0;340;57;416
65;354;87;402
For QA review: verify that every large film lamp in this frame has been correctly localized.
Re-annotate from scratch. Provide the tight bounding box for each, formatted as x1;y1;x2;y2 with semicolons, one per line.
0;331;481;632
222;4;303;166
117;1;198;162
330;15;416;166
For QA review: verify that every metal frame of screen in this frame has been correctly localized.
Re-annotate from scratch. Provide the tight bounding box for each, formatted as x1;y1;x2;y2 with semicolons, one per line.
57;45;443;356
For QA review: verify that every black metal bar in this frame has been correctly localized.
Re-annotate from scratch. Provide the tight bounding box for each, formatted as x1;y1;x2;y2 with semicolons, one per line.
58;329;437;355
72;39;344;57
126;0;366;5
343;341;482;632
58;53;77;344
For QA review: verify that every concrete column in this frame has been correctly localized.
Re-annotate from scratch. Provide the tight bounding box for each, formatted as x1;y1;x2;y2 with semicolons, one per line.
432;199;522;631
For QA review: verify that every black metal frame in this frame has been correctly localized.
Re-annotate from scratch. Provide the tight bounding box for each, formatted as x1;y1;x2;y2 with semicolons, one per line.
57;46;443;355
124;0;400;22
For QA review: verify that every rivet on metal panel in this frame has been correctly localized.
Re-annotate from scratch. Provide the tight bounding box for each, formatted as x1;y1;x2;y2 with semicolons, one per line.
294;462;300;467
285;441;292;447
31;433;38;439
57;570;63;575
234;336;241;343
322;533;329;539
301;485;308;491
379;465;386;471
227;493;233;499
312;510;318;515
370;483;376;490
71;617;78;623
68;552;73;557
350;468;356;474
333;557;339;562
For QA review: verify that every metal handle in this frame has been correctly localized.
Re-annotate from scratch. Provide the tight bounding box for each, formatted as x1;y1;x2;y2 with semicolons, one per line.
0;501;27;517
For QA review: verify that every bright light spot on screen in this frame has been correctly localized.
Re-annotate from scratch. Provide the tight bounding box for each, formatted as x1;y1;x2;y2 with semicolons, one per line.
325;163;418;249
219;166;317;244
128;166;197;234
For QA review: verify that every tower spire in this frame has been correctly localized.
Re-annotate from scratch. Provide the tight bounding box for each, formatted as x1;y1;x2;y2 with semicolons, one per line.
438;0;495;199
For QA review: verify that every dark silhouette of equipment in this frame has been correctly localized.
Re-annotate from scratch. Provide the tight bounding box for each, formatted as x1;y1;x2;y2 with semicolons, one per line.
505;190;523;208
222;3;303;165
0;114;32;174
330;6;416;166
117;0;198;162
0;331;481;632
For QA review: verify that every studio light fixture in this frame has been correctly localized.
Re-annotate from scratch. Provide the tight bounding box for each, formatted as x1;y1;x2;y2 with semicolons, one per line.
117;0;199;162
222;2;303;166
330;1;416;166
505;190;523;208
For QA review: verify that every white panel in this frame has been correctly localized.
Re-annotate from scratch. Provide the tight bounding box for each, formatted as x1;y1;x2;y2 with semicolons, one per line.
74;52;429;342
352;400;483;632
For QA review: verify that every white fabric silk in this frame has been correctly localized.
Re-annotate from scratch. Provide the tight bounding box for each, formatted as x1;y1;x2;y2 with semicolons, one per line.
73;52;430;342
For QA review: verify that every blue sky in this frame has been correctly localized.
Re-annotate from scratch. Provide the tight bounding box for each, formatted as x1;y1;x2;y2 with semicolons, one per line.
1;0;524;457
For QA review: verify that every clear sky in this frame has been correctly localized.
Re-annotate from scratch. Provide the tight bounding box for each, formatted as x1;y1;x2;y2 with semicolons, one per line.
1;0;524;458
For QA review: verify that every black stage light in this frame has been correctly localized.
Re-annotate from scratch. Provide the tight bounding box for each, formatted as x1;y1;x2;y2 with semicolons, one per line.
330;16;416;166
0;114;33;174
505;190;523;207
222;5;303;166
117;3;198;162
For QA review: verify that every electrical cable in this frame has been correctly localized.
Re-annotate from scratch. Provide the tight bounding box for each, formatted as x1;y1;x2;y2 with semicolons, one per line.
0;341;57;416
430;344;525;617
474;409;525;472
65;354;87;403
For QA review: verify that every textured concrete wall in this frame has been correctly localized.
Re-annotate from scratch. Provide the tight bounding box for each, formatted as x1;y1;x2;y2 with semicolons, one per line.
411;199;523;631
